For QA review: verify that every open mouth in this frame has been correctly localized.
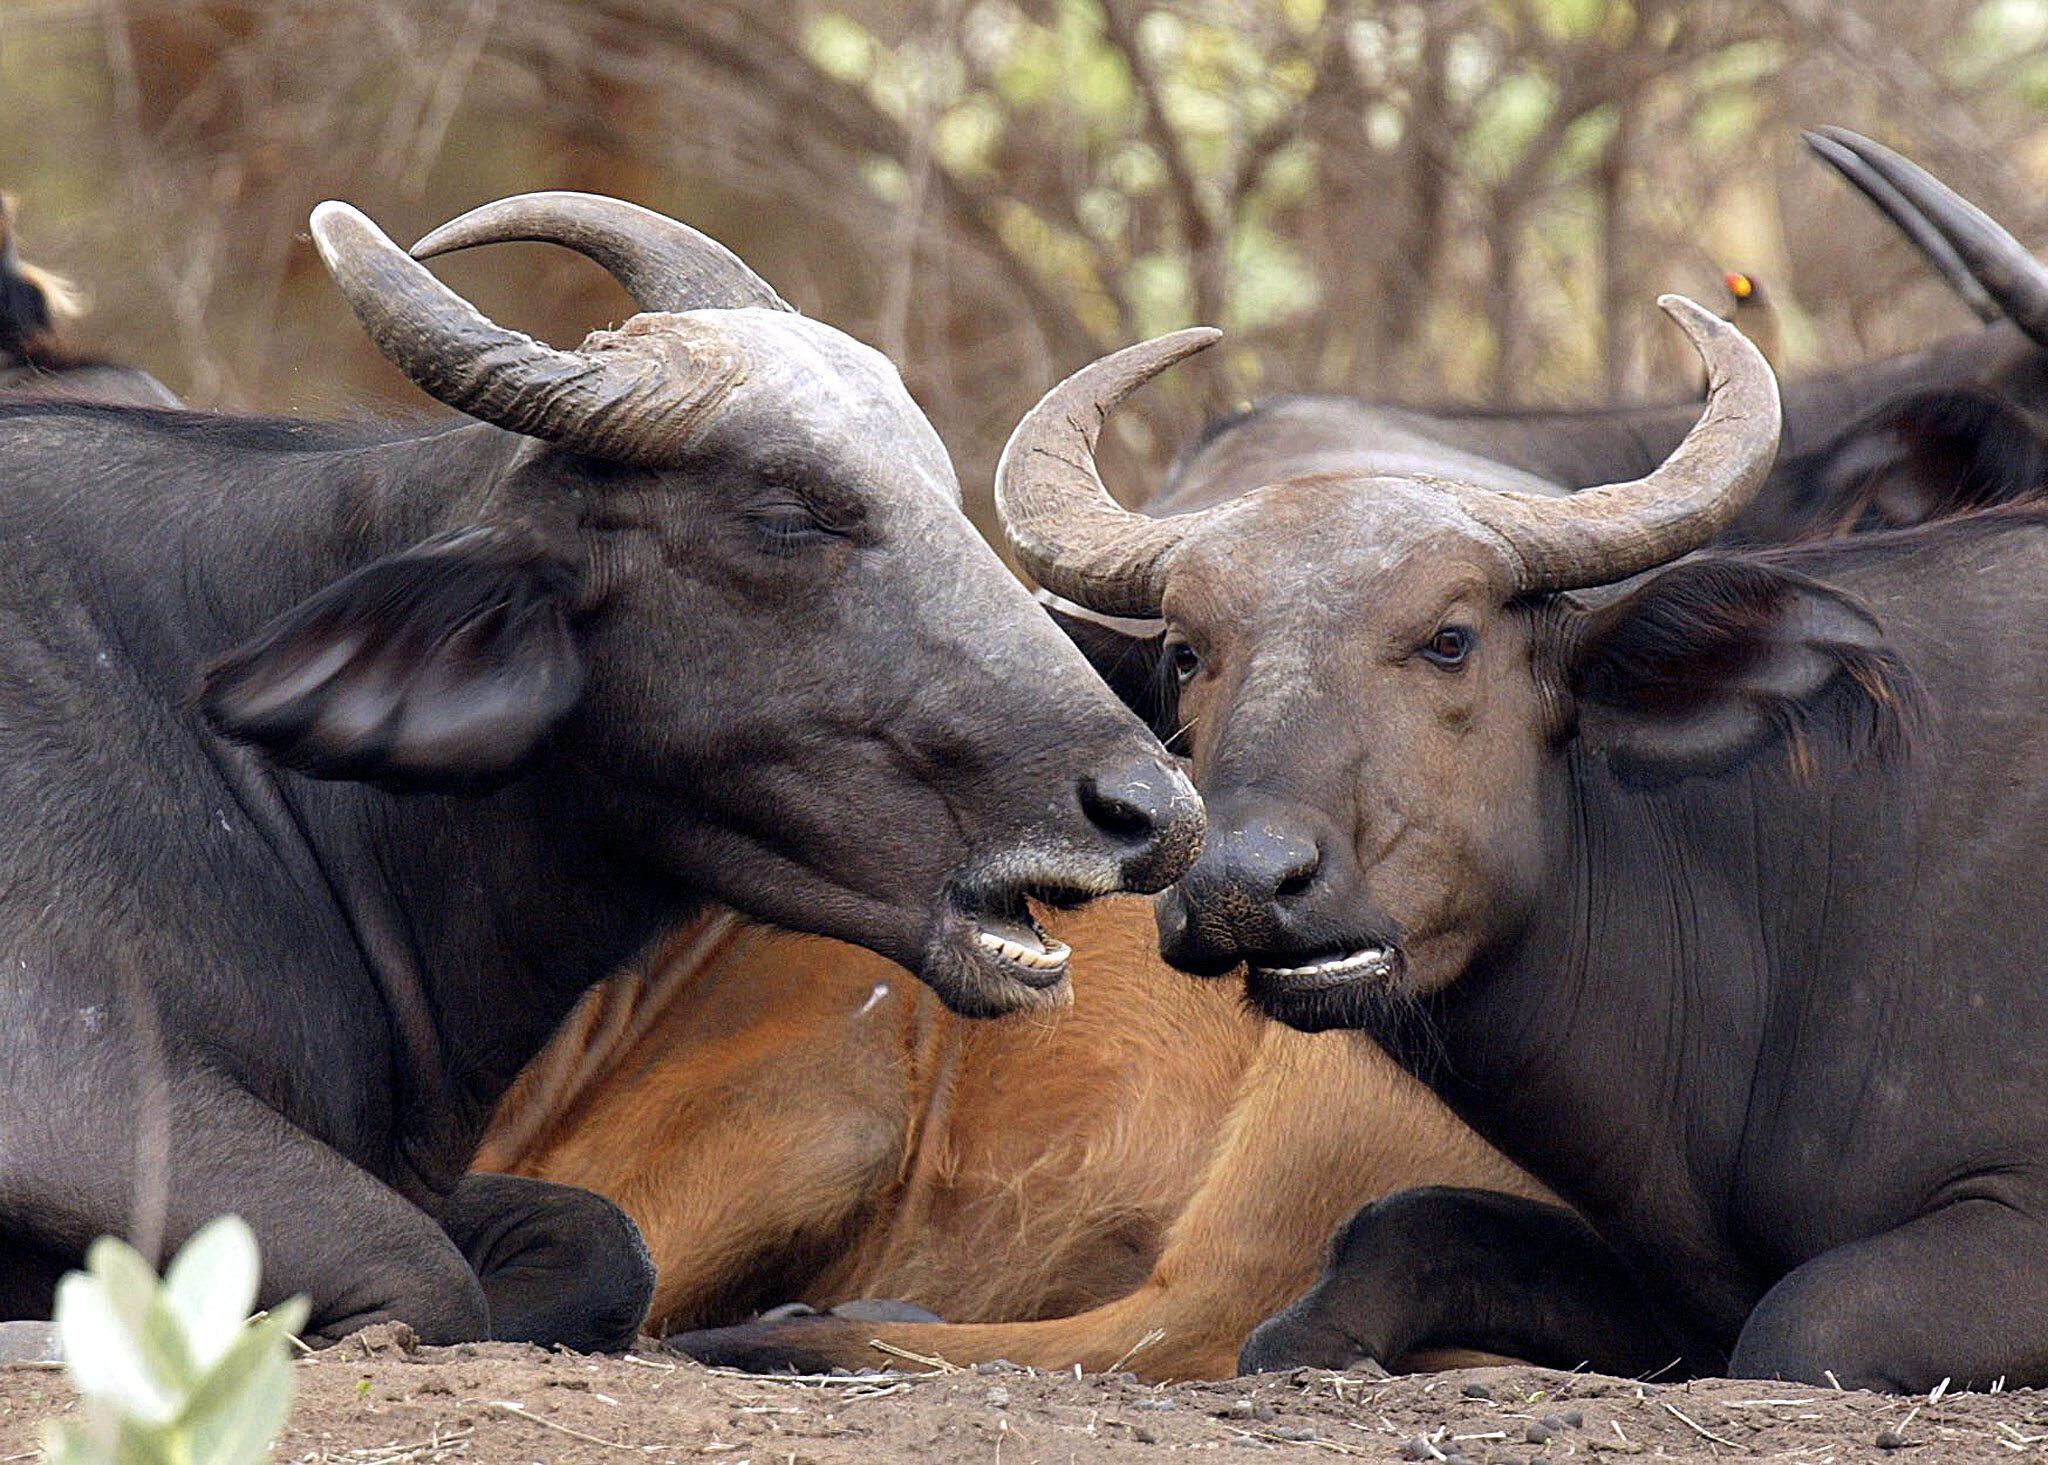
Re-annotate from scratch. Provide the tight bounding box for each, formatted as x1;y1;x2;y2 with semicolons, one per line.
1247;945;1399;991
1238;942;1414;1037
920;874;1111;1017
969;905;1073;984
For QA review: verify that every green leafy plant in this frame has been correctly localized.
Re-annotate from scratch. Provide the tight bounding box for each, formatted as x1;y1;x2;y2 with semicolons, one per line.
42;1216;308;1465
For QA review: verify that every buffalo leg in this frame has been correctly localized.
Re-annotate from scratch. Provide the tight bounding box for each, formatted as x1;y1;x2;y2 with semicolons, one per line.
669;1029;1546;1380
6;1078;490;1345
476;924;915;1336
440;1174;654;1352
173;1096;492;1346
1239;1187;1689;1376
1730;1196;2048;1392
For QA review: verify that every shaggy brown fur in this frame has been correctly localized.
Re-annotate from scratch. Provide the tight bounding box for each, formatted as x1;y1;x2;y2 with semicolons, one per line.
478;898;1542;1380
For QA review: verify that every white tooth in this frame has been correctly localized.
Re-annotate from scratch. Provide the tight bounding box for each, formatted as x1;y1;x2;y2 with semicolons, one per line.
973;928;1071;972
1259;947;1393;981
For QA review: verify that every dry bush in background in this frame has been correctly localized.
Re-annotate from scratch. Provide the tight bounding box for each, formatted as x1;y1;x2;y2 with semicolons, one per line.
4;0;2046;525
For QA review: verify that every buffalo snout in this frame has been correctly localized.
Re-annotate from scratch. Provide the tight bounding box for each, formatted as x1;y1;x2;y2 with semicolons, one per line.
1075;756;1204;893
1157;800;1360;974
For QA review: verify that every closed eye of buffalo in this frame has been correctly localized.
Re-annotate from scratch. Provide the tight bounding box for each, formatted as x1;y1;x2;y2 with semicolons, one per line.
745;498;848;555
1420;625;1474;669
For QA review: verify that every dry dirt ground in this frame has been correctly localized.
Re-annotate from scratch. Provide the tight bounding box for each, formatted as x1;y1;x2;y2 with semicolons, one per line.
4;1327;2047;1463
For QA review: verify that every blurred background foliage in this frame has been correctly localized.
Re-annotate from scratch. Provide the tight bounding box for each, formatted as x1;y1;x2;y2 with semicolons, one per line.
5;0;2048;518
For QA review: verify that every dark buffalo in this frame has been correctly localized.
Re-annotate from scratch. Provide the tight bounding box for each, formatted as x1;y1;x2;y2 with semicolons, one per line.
0;193;179;406
0;192;1199;1350
999;290;2048;1393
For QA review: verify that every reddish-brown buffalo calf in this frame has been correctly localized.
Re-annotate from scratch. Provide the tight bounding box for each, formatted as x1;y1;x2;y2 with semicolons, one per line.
479;898;1541;1380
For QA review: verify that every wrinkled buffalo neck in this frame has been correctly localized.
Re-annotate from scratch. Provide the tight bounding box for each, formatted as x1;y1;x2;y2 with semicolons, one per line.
270;768;680;1202
162;421;518;641
1363;524;2048;1360
1405;752;1922;1352
153;422;673;1185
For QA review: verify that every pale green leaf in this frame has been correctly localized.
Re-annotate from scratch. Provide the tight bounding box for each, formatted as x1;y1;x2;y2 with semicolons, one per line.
162;1217;261;1371
53;1273;176;1425
133;1295;196;1403
183;1343;296;1465
40;1419;100;1465
83;1238;155;1335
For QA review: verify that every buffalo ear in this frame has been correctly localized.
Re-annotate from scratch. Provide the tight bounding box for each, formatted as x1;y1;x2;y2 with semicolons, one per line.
1563;558;1904;785
1824;389;2048;531
201;527;585;791
1039;593;1175;740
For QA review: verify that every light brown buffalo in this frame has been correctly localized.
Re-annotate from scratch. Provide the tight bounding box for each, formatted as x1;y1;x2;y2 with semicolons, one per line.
478;897;1540;1380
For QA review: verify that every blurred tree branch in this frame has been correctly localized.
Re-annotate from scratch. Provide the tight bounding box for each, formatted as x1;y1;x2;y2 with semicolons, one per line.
7;0;2048;504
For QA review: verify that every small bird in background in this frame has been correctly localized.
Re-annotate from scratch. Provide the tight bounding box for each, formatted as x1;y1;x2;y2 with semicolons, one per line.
1696;270;1781;394
1721;271;1782;366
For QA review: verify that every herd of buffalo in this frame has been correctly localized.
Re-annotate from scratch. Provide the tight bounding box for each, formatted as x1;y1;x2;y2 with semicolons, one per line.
3;126;2048;1397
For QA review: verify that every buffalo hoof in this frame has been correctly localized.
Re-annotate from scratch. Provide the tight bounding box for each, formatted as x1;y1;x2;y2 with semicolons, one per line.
753;1298;942;1325
828;1298;943;1324
672;1300;947;1375
758;1302;821;1321
1239;1312;1375;1375
667;1317;854;1375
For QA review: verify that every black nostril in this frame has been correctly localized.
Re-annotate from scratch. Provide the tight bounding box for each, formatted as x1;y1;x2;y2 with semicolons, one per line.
1078;759;1204;893
1274;856;1319;902
1230;829;1322;905
1078;771;1163;846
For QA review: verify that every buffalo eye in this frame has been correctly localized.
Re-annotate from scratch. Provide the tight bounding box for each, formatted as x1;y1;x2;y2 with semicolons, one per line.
745;497;843;557
1165;637;1204;686
1421;625;1474;670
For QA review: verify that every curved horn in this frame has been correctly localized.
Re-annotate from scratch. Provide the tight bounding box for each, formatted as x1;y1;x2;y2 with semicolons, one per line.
1808;126;2048;343
409;192;791;314
1464;295;1782;592
995;327;1222;618
311;200;739;465
1804;129;2000;324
